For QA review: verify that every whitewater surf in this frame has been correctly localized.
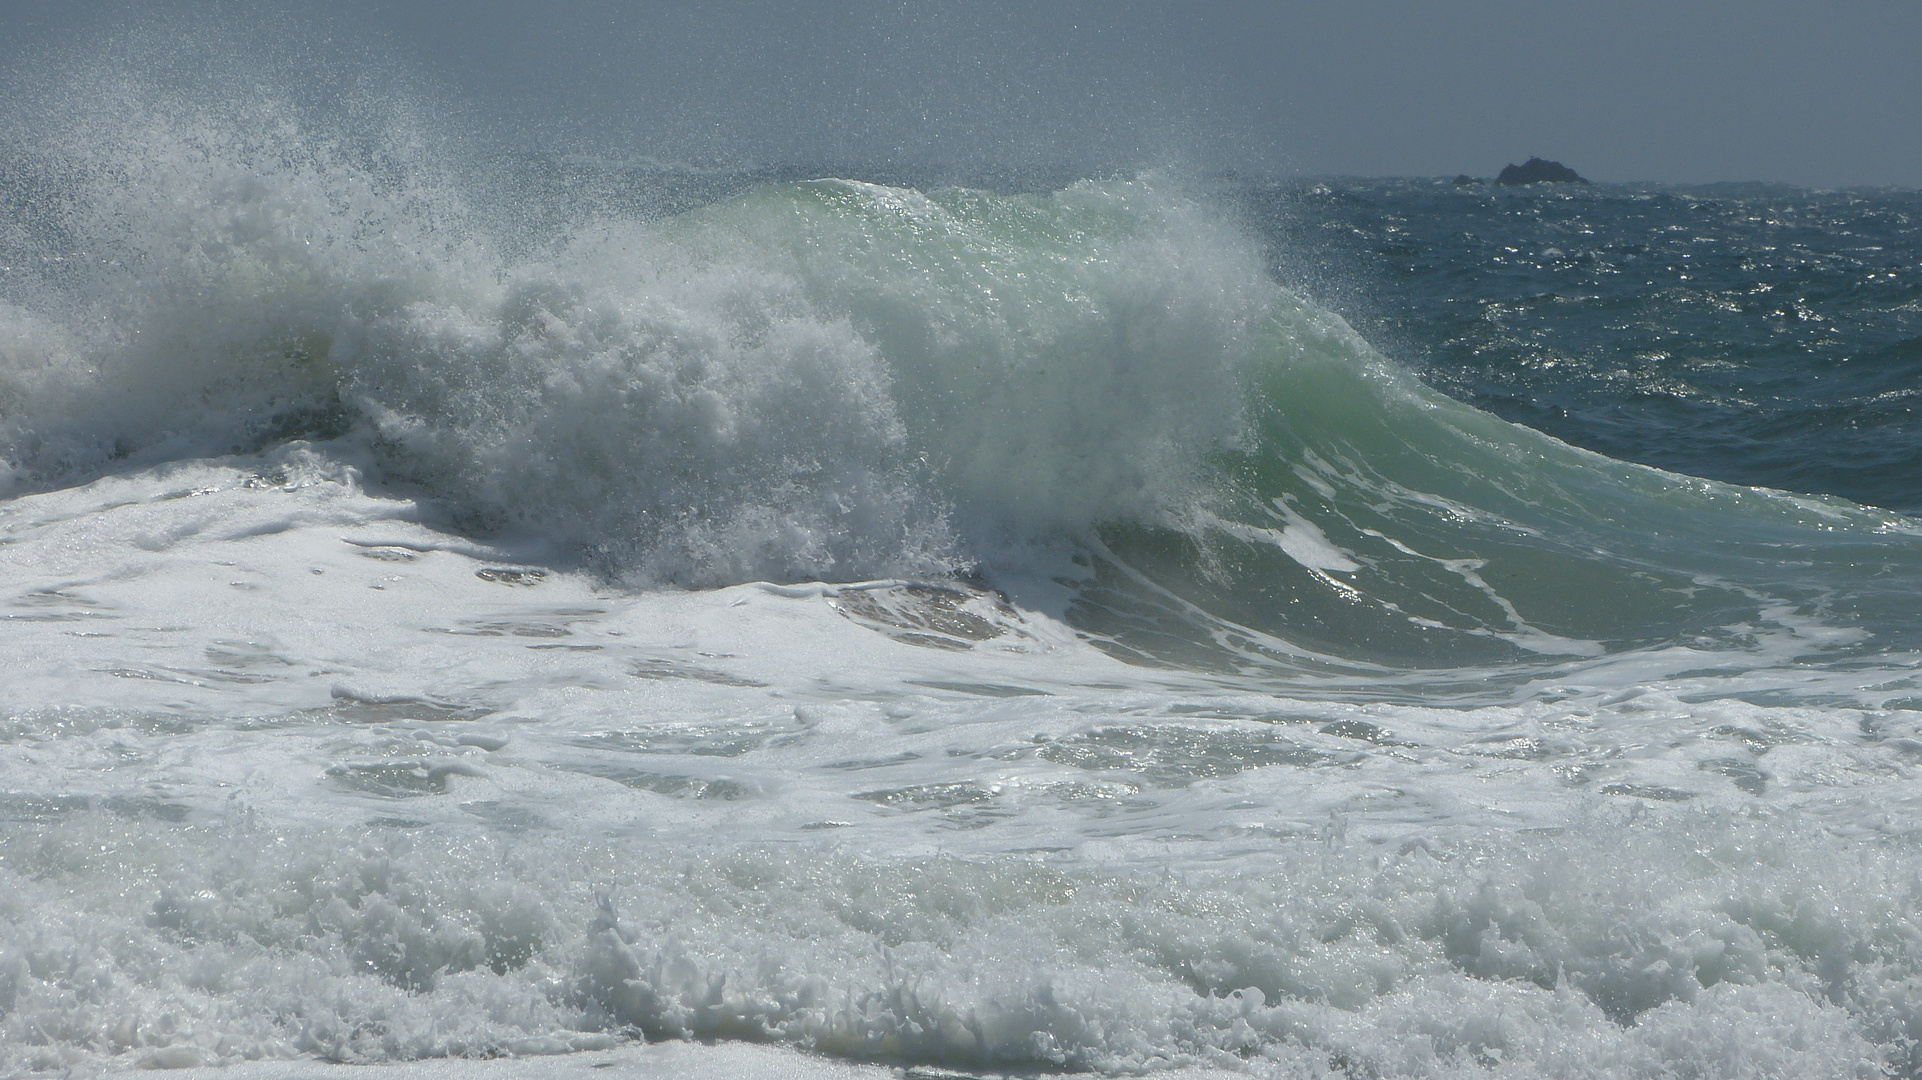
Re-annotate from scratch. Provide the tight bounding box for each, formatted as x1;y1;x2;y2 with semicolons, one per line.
4;83;1922;1080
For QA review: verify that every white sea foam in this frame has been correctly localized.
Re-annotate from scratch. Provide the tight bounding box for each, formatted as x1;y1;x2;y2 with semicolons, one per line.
6;80;1922;1080
3;458;1921;1076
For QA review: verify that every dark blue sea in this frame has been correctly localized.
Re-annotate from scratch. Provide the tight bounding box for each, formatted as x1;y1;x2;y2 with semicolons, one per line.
1261;178;1922;515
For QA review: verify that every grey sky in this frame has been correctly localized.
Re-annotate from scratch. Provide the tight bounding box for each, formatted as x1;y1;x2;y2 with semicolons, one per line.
6;1;1919;186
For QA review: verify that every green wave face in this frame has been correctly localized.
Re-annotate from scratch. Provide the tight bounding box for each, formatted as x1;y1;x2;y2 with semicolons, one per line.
728;182;1922;682
6;163;1921;685
1089;323;1922;685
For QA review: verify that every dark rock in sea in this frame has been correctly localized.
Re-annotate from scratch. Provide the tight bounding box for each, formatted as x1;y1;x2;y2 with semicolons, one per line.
1452;174;1483;185
1496;158;1587;185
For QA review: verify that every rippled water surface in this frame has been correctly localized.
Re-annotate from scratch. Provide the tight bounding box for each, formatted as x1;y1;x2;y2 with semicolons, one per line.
1257;179;1922;512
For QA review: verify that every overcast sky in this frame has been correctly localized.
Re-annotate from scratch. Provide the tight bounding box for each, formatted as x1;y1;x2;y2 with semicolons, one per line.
5;1;1919;186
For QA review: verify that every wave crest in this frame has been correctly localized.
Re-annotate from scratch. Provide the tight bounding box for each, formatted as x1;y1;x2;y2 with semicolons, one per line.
0;99;1271;585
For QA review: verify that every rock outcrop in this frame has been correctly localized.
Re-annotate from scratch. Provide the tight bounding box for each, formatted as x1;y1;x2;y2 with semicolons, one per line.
1496;158;1587;185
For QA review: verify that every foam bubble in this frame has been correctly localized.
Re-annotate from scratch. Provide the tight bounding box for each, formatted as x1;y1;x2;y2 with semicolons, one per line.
0;808;1909;1077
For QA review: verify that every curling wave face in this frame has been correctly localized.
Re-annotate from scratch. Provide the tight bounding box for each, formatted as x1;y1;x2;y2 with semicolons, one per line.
6;109;1919;679
0;113;1264;588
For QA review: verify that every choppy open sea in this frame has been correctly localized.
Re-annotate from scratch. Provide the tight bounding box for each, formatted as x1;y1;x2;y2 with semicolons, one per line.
4;98;1922;1079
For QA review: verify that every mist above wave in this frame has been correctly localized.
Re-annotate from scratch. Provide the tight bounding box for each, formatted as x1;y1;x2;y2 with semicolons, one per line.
0;89;1276;586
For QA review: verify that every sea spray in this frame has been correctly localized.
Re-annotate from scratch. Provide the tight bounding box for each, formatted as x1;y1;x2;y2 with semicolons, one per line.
1;98;1272;585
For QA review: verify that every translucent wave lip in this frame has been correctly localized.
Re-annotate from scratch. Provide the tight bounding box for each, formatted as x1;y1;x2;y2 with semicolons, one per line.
1;143;1261;590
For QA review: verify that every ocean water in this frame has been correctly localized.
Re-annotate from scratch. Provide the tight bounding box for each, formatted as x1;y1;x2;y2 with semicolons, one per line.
4;99;1922;1080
